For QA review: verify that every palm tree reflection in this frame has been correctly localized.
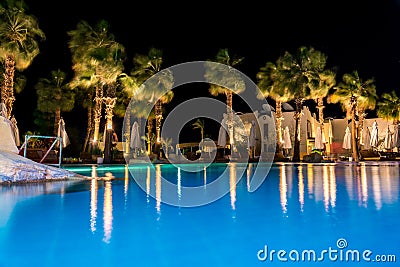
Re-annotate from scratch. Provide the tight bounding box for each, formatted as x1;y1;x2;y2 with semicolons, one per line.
103;180;113;243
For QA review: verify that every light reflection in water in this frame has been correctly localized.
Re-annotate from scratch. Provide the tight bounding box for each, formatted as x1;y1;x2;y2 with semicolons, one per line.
177;167;181;201
146;166;150;203
124;165;129;207
103;180;113;243
229;164;236;211
279;165;287;214
90;166;98;233
360;164;368;207
155;165;161;215
329;165;336;209
371;166;382;210
307;164;314;197
203;165;207;187
298;165;304;212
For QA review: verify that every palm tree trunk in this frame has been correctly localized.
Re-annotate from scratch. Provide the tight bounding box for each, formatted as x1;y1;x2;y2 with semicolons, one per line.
317;97;324;126
124;104;131;155
93;85;103;142
351;102;359;161
54;108;61;136
155;100;162;143
275;99;283;152
226;91;234;154
83;105;93;153
357;107;366;148
1;55;16;119
292;98;304;162
147;119;153;154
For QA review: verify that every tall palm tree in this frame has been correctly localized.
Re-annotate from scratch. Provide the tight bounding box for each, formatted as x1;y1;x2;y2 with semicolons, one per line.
275;46;331;162
0;0;45;119
310;69;336;126
204;48;245;154
328;71;377;161
256;61;292;150
35;69;75;135
129;47;174;152
68;19;125;145
377;90;400;124
192;118;205;141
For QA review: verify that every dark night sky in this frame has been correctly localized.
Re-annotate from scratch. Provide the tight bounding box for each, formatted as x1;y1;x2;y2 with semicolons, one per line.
14;0;400;147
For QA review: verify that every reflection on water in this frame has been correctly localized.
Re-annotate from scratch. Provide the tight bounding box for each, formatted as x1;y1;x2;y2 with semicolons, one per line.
103;180;113;243
229;164;236;211
2;162;399;246
276;163;399;214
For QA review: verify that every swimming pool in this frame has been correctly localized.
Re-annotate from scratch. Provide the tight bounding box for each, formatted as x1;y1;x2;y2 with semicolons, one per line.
0;162;398;266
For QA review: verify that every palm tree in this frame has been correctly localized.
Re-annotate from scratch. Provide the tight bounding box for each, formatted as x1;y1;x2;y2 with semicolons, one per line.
377;90;400;124
310;69;336;126
68;19;125;146
204;48;245;154
277;46;331;162
129;47;174;152
192;118;205;141
328;71;377;161
35;69;75;135
0;0;45;119
256;61;292;150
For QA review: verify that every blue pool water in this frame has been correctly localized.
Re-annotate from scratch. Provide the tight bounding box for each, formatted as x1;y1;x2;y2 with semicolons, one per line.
0;162;399;266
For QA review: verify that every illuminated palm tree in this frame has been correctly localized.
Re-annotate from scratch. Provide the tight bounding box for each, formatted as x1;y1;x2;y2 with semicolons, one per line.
0;0;45;119
278;46;332;162
68;19;125;146
192;118;205;141
205;48;245;153
256;61;292;150
129;47;174;152
310;69;336;126
35;69;75;135
328;71;377;161
377;90;400;124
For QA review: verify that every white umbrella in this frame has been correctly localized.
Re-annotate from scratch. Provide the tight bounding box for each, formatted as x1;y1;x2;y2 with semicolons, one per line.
130;121;141;150
342;126;351;150
370;121;379;148
282;126;292;149
315;126;324;150
393;124;400;148
362;127;371;150
57;118;70;148
249;121;256;147
383;126;393;150
327;119;333;144
217;125;227;147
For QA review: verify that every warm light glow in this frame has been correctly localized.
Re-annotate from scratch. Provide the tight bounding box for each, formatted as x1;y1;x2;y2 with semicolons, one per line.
177;167;181;200
103;180;113;243
155;165;161;215
298;165;304;212
229;164;237;211
371;166;382;210
279;165;287;214
124;165;129;208
329;165;336;209
90;177;98;233
146;166;150;203
323;165;330;212
360;164;368;207
307;164;314;196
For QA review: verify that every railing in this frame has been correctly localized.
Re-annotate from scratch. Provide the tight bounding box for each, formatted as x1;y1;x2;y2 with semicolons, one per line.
18;135;63;167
